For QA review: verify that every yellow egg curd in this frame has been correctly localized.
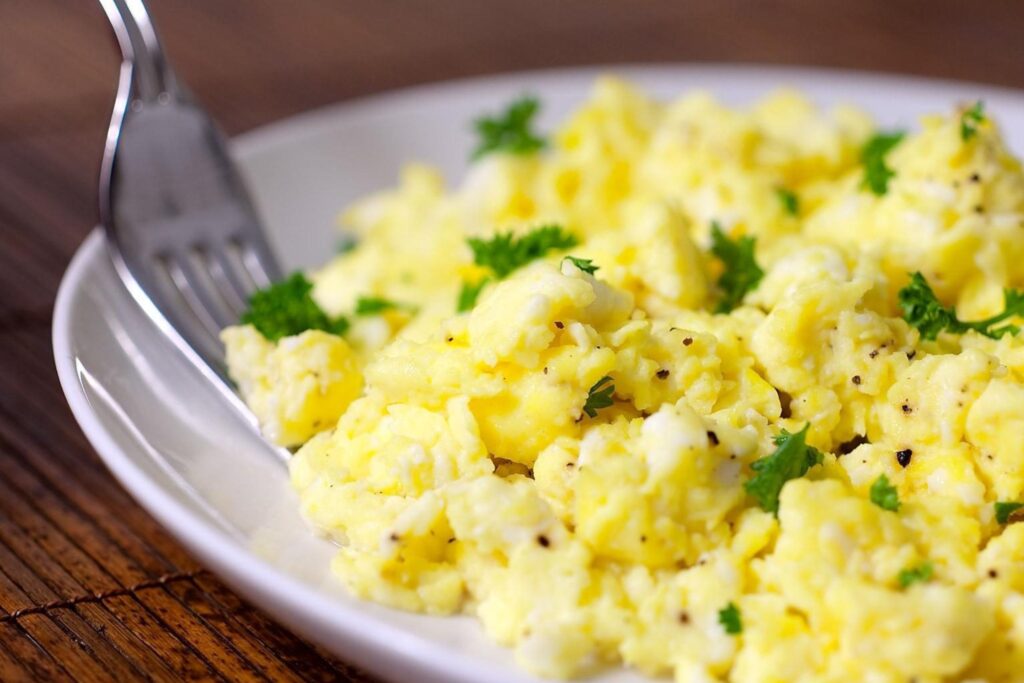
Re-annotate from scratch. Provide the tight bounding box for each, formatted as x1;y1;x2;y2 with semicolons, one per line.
224;79;1024;682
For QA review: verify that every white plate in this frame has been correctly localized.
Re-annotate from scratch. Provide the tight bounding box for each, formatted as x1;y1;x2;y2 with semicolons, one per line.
53;64;1024;683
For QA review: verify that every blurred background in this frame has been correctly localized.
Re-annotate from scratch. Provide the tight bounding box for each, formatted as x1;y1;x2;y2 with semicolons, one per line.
2;2;1024;680
6;1;1024;271
5;0;1024;314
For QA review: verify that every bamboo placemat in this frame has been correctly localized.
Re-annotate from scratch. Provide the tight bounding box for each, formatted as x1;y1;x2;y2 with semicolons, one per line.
3;1;1024;680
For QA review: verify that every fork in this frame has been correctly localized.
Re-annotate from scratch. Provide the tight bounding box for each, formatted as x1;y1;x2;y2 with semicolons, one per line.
98;0;282;392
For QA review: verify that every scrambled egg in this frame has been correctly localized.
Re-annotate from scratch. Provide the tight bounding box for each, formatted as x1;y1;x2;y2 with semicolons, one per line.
223;78;1024;682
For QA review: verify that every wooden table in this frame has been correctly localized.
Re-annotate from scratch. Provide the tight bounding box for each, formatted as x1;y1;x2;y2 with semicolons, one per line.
3;1;1024;680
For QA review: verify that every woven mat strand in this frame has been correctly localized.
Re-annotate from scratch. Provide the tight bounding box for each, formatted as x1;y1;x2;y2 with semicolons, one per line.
0;324;375;682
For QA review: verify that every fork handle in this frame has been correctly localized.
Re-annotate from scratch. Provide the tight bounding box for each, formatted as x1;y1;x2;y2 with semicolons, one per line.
98;0;175;102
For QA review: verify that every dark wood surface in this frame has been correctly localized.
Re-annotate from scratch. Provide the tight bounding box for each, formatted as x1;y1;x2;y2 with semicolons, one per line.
3;1;1024;680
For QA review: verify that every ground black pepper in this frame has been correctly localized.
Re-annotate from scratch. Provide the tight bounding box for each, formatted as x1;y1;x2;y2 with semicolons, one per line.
896;449;913;468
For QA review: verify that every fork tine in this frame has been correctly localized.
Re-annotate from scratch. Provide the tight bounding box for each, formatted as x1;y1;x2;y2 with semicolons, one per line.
99;0;283;396
206;245;251;315
164;252;237;333
238;240;278;289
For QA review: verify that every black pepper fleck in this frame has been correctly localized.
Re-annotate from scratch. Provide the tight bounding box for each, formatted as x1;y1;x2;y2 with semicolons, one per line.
389;533;400;542
536;534;551;548
902;403;912;414
554;321;564;329
869;349;880;359
970;173;981;183
707;430;719;446
446;336;454;342
837;434;869;456
683;337;693;346
656;369;670;379
640;535;648;543
988;569;999;579
778;390;793;419
678;611;690;624
975;205;985;214
852;375;862;385
907;350;917;360
543;367;549;374
896;448;913;468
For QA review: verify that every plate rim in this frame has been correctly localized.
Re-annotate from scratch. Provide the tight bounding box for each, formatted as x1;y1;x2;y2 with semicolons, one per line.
229;61;1024;159
53;62;1024;683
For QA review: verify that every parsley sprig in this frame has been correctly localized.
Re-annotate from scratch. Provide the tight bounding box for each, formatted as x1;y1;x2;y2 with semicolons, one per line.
861;131;905;196
354;296;408;316
776;188;799;216
744;424;823;515
459;225;578;311
562;255;599;275
710;222;764;313
241;273;349;341
961;101;986;142
870;474;901;512
472;96;546;160
468;225;578;278
899;272;1024;340
995;501;1024;525
718;602;742;635
335;236;358;254
898;561;933;588
457;278;491;313
582;376;615;418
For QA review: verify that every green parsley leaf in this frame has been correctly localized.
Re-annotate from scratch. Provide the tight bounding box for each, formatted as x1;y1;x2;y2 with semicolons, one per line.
897;561;934;588
743;424;823;515
468;225;578;279
355;296;402;316
710;222;764;313
472;96;546;160
899;271;1024;340
457;278;491;313
961;101;986;142
870;473;901;512
335;235;358;254
718;602;742;635
240;272;349;342
861;131;905;196
562;255;599;275
776;187;799;216
582;376;615;418
995;501;1024;525
458;225;578;311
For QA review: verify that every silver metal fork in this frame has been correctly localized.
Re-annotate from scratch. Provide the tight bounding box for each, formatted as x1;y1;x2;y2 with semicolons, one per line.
98;0;282;390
